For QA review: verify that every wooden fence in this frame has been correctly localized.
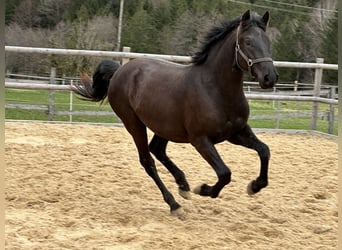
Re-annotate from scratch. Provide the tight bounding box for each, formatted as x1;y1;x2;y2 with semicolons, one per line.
5;46;339;134
4;46;339;70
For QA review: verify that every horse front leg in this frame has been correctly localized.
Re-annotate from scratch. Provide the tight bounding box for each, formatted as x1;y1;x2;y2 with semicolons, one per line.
228;125;270;195
191;136;231;198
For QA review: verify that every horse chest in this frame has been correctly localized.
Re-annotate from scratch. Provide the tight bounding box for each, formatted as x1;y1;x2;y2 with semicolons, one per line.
226;116;247;130
209;116;247;143
219;117;247;136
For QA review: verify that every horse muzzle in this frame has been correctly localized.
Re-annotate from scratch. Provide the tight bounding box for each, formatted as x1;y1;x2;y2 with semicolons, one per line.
254;65;278;89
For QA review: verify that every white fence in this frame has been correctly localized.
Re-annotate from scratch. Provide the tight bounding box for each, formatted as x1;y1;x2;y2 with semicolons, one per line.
5;46;338;133
5;45;339;70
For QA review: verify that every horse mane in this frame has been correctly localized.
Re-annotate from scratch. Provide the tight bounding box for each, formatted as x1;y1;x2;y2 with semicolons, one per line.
191;12;266;65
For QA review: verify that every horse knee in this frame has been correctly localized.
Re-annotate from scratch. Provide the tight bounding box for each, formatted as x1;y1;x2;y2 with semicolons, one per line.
139;155;156;173
139;152;153;165
258;143;270;160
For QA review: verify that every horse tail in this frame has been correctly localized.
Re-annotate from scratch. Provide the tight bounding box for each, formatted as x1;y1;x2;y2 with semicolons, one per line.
72;59;120;103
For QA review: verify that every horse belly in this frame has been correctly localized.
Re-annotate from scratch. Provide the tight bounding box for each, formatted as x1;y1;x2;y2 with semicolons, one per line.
131;78;188;141
136;102;189;143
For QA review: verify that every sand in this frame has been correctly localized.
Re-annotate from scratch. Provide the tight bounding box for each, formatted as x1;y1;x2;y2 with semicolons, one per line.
5;121;338;249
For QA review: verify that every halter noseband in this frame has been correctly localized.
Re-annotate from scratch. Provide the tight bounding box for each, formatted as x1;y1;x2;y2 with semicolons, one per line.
235;24;273;75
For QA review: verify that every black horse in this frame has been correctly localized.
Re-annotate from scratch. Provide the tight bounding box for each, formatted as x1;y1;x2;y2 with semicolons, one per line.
72;10;278;219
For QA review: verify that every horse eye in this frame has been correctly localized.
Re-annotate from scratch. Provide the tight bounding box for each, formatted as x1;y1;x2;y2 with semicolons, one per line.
245;40;252;46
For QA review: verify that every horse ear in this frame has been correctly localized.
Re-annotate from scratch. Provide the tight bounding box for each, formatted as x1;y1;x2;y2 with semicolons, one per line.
262;11;270;27
241;10;251;22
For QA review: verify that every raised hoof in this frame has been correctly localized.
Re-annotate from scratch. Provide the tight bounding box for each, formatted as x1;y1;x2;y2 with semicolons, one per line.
171;207;186;220
179;188;191;200
247;181;256;195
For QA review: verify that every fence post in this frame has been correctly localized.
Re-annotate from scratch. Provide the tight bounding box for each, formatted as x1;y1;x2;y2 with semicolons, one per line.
122;46;131;65
310;58;324;130
276;99;280;129
293;80;298;92
328;87;336;134
69;79;73;123
48;67;56;121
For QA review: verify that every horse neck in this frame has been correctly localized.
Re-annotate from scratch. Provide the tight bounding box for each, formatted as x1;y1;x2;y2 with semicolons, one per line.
202;32;244;95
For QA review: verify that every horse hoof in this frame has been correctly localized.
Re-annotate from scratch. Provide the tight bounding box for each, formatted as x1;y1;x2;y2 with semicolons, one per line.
193;184;204;195
171;207;186;220
179;188;191;200
247;181;255;195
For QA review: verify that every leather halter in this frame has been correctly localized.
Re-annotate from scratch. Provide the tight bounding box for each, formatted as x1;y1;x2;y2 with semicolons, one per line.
234;24;273;75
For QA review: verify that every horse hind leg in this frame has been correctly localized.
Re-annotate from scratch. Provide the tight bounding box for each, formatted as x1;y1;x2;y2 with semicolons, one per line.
149;135;191;200
122;117;185;219
228;125;269;195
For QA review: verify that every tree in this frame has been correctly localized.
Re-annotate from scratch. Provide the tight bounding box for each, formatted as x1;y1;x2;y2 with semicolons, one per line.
11;0;41;28
151;1;172;30
122;5;159;53
37;0;70;28
320;13;338;84
5;23;50;74
170;0;188;22
47;15;118;75
64;0;113;23
272;17;303;82
5;0;23;24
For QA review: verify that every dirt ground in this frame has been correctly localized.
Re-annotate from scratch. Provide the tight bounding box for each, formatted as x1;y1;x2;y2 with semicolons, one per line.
5;121;338;250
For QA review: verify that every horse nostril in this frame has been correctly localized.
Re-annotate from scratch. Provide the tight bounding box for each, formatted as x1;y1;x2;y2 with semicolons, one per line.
264;74;269;83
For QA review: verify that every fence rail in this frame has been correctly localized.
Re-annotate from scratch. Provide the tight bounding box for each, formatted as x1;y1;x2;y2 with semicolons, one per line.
5;46;339;70
4;82;338;105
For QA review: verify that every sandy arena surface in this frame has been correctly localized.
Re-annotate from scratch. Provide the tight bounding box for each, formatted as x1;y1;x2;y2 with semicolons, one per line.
5;121;338;249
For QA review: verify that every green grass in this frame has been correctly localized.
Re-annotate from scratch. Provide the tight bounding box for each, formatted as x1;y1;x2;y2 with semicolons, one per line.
5;89;338;135
5;89;119;123
247;100;338;134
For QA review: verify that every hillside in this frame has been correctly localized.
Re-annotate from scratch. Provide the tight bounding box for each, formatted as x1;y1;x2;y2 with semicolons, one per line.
5;0;338;84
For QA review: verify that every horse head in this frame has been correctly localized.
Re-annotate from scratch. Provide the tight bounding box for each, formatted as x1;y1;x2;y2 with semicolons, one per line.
235;10;278;89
